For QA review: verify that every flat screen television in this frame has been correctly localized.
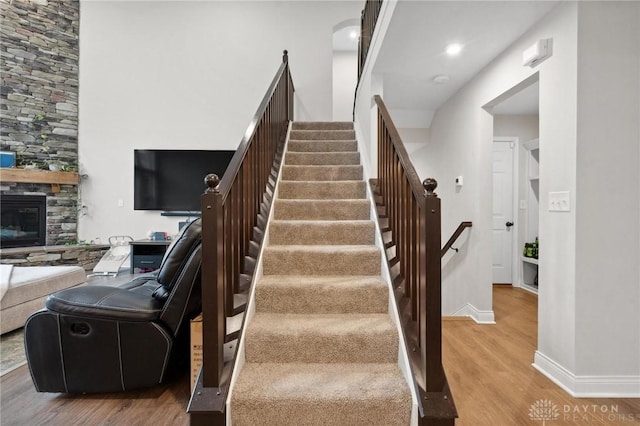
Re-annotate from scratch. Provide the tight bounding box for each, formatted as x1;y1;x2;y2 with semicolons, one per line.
134;149;235;212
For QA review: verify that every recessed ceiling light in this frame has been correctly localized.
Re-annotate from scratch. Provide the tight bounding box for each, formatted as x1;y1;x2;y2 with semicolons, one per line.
446;43;463;56
349;30;358;40
432;75;450;85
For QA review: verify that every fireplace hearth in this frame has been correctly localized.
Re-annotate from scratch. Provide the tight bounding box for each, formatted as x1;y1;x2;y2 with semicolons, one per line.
0;194;47;249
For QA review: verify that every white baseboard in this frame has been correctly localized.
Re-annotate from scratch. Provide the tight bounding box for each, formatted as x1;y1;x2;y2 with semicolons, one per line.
534;350;640;397
449;303;495;324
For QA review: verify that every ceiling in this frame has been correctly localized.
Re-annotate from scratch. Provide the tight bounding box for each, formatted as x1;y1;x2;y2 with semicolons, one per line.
374;1;557;115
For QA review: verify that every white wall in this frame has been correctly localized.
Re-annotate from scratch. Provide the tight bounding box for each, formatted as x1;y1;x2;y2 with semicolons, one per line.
78;0;361;241
332;50;357;121
574;1;640;380
401;1;579;348
368;0;640;395
397;128;429;157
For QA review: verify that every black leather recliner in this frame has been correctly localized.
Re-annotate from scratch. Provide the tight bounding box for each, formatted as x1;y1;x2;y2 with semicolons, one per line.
24;219;202;393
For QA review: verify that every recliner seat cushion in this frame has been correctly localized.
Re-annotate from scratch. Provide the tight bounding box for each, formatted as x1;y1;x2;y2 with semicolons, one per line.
46;283;162;322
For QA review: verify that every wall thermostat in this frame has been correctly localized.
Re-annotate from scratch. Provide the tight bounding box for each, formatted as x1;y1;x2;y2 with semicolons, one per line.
455;176;464;187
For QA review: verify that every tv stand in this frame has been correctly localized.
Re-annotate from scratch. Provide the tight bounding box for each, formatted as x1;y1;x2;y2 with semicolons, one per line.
130;239;172;273
160;211;202;217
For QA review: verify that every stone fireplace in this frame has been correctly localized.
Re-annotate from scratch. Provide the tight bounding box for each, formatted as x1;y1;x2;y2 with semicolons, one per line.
1;0;80;248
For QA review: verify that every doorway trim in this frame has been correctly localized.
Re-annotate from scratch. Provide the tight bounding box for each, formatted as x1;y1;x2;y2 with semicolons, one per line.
493;136;520;287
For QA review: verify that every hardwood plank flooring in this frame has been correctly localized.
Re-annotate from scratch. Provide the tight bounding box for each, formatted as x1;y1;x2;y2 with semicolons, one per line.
0;366;190;425
2;285;638;425
443;285;640;425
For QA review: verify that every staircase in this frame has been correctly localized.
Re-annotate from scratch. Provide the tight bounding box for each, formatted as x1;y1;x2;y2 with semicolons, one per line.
231;122;412;425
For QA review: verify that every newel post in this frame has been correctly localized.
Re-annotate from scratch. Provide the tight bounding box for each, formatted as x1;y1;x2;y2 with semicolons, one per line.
421;177;445;392
201;173;225;387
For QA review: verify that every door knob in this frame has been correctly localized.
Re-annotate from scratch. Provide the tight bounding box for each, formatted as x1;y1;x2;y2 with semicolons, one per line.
506;221;514;228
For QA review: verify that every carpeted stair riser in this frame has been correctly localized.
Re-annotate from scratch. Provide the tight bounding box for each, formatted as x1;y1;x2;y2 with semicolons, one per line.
282;165;363;181
289;129;355;140
232;363;411;426
285;151;360;166
244;313;398;363
254;275;388;314
262;245;380;276
269;220;375;245
292;121;354;130
273;199;371;220
232;121;411;426
288;140;357;152
278;180;366;200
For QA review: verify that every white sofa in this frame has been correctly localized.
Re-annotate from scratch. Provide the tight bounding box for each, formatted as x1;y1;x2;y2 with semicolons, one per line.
1;265;86;334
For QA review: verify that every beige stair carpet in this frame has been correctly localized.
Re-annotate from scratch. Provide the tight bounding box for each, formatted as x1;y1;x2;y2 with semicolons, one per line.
231;121;411;425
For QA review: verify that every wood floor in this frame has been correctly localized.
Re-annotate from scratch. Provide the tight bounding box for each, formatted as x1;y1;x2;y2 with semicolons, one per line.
1;285;638;425
443;286;640;425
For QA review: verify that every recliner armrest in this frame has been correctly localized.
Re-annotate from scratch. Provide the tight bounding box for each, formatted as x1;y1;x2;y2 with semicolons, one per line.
46;285;162;322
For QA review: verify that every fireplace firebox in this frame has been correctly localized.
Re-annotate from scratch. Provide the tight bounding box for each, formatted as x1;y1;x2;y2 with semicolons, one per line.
1;194;47;248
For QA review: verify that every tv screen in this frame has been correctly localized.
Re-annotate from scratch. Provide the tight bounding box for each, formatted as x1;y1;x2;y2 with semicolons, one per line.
134;149;235;211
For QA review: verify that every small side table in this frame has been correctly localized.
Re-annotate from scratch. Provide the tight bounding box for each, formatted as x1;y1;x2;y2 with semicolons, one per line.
129;239;172;273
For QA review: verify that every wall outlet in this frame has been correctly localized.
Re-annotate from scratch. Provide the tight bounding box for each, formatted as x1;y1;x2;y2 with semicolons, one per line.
548;191;570;212
117;198;124;207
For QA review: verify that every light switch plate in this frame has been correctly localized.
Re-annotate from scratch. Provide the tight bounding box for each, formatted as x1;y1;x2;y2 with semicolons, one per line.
549;191;570;212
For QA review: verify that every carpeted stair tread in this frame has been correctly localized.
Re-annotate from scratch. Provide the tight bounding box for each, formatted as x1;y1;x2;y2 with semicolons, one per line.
244;313;398;363
292;121;354;130
285;151;360;165
269;220;375;245
282;164;363;181
289;129;355;140
255;275;388;314
278;180;366;200
288;140;357;152
273;199;371;220
231;362;411;426
262;245;380;276
232;121;411;424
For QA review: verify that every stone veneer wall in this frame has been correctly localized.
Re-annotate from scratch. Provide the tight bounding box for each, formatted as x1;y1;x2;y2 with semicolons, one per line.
0;0;80;245
0;244;110;271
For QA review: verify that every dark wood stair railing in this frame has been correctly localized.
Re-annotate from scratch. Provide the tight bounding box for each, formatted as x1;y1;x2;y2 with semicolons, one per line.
358;0;383;81
372;95;457;425
188;50;294;426
353;0;384;120
442;221;472;257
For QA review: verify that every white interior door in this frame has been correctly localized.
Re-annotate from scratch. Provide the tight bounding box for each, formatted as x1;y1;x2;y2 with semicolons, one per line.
492;140;514;284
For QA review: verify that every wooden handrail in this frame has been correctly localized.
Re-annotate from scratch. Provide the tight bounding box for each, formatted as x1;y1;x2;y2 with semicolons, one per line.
188;50;293;425
441;221;472;257
372;95;457;425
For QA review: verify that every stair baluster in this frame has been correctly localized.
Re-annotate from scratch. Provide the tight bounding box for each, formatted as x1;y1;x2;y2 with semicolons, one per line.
372;95;458;425
188;50;294;425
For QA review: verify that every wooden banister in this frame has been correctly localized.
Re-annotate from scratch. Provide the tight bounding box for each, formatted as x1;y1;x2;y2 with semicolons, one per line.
373;95;457;425
358;0;383;82
188;50;293;425
441;221;472;257
353;0;383;120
